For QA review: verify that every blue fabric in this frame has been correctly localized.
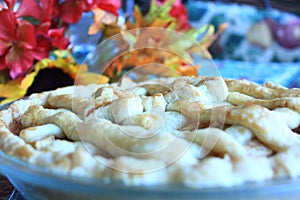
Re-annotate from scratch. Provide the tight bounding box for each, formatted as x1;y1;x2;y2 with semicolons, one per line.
215;59;300;87
187;1;300;62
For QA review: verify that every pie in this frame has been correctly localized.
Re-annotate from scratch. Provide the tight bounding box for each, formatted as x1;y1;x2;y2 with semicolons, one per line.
0;76;300;188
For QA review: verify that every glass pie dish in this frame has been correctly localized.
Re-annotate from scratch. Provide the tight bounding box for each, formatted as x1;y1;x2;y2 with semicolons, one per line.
1;147;300;200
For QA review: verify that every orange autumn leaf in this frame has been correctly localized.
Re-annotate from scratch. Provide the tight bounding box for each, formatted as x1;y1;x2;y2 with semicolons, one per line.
176;64;200;76
126;6;145;29
89;8;117;35
75;72;109;85
92;0;225;82
0;79;27;104
125;1;174;30
103;48;197;79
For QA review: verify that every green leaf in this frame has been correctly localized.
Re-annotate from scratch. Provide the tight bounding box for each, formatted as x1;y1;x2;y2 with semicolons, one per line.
186;24;215;42
0;69;11;84
121;31;137;49
145;0;173;22
21;16;40;25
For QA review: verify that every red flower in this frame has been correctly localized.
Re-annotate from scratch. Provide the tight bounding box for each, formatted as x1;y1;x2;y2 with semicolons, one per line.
58;0;96;23
3;21;36;78
1;0;17;10
40;0;56;22
16;0;43;20
169;1;191;31
58;0;121;23
96;0;121;16
35;1;59;35
0;0;121;79
0;10;15;55
0;56;6;71
2;0;44;19
156;0;191;31
0;10;51;78
48;28;69;49
82;0;98;11
32;35;52;61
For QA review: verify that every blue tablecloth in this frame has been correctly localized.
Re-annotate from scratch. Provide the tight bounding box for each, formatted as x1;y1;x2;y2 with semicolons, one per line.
215;59;300;87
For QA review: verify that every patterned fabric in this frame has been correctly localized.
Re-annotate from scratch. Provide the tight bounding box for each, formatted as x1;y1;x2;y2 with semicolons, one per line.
188;1;300;62
214;59;300;87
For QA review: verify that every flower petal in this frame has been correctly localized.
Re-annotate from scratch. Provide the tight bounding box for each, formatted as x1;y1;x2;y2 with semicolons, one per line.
97;0;121;16
0;39;11;55
16;21;37;49
0;72;37;103
48;28;69;49
35;21;51;35
0;55;7;70
169;2;191;31
59;0;83;23
32;35;52;60
0;10;16;42
5;45;34;78
16;0;42;19
3;0;17;10
51;0;60;18
0;77;28;102
39;0;55;22
81;0;97;11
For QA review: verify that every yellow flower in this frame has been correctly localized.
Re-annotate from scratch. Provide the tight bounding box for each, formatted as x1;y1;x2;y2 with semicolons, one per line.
0;50;108;104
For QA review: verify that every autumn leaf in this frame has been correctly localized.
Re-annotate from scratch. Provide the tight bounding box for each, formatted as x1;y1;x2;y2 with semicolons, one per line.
89;8;117;35
0;78;27;103
121;30;137;49
75;72;109;85
93;0;226;83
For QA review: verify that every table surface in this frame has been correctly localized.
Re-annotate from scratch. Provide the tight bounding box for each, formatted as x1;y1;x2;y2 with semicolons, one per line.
0;175;24;200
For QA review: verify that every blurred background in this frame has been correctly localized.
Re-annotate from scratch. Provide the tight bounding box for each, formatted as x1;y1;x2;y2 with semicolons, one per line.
70;0;300;88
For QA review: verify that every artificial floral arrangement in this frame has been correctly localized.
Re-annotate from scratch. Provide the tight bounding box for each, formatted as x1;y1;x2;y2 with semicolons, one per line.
0;0;224;104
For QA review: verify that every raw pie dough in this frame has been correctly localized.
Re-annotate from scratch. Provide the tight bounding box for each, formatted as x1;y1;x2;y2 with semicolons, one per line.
1;76;300;188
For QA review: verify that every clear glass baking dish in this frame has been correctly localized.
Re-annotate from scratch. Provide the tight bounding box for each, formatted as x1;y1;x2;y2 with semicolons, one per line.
1;149;300;200
0;101;299;200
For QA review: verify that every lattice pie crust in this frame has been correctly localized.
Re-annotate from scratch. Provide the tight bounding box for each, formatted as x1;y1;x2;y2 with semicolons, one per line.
1;76;300;187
